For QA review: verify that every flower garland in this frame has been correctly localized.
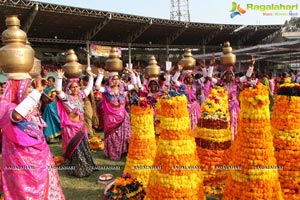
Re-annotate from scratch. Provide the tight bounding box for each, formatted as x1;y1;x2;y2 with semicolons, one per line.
88;135;104;151
53;156;64;167
145;95;205;200
194;86;231;193
104;173;146;200
277;83;300;97
123;103;156;186
222;83;283;200
200;86;230;120
271;83;300;199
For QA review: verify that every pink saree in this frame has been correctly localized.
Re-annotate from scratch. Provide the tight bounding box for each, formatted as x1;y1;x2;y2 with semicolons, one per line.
56;96;95;177
0;93;64;199
56;100;87;155
102;94;131;160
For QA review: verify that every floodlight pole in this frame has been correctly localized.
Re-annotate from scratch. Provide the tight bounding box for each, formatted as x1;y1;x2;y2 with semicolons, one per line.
166;44;170;61
86;40;91;71
128;43;132;68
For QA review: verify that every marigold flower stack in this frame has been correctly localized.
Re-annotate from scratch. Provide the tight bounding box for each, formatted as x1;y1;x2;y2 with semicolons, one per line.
88;136;104;150
194;86;231;191
145;95;205;200
223;83;283;200
271;83;300;199
104;173;146;200
123;103;156;186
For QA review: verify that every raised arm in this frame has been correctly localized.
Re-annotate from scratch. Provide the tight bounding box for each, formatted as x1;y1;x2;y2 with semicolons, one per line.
172;62;183;87
136;71;143;90
55;69;67;100
125;67;137;91
95;68;105;93
240;56;255;83
163;66;174;89
82;70;94;97
12;78;46;122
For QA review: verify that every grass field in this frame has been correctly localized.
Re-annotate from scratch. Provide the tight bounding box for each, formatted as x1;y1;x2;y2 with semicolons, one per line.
49;132;126;200
48;132;222;200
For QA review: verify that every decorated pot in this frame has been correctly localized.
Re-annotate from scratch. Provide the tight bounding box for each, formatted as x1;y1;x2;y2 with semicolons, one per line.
105;47;123;72
0;15;34;73
145;55;160;78
220;41;236;67
180;48;196;71
62;49;82;78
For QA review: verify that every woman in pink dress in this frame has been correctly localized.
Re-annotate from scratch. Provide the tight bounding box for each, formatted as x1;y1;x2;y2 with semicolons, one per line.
95;68;137;160
220;70;240;139
171;62;204;130
0;75;64;199
221;58;255;139
55;69;96;177
137;72;169;138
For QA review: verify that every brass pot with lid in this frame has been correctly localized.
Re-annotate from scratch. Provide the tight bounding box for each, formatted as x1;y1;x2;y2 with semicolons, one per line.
220;41;236;67
180;48;196;71
0;15;34;73
105;47;123;72
62;49;82;78
145;55;160;78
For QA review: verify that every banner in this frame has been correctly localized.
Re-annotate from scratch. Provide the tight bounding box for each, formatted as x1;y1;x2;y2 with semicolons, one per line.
90;44;122;57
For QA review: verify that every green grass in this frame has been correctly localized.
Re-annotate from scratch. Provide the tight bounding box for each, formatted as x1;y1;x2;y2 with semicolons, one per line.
48;131;222;200
49;132;126;200
0;131;221;199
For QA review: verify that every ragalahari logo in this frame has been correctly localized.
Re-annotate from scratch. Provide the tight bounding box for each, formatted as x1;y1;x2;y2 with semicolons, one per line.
230;2;246;18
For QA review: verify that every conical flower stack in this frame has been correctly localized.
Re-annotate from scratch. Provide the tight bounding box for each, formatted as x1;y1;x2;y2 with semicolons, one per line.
193;86;231;194
223;83;283;200
123;100;156;186
145;95;205;200
271;83;300;199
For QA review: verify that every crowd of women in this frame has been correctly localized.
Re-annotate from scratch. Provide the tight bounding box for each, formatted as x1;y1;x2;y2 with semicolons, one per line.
1;54;300;199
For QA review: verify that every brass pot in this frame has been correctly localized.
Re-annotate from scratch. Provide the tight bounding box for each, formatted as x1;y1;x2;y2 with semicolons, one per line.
220;41;236;67
62;49;82;78
29;57;41;78
105;47;123;72
0;15;34;73
145;55;160;78
180;48;196;71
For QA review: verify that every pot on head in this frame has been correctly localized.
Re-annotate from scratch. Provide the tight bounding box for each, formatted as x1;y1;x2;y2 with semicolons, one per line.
0;15;34;73
62;49;82;78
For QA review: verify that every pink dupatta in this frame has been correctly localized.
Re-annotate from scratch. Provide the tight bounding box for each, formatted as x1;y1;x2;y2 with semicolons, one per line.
56;100;86;156
102;95;126;135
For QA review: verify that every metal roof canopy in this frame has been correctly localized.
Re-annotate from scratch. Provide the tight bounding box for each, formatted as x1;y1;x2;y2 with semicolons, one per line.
195;40;300;66
0;0;282;51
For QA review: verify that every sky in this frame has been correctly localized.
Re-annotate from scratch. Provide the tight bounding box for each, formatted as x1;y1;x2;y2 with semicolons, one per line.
33;0;299;25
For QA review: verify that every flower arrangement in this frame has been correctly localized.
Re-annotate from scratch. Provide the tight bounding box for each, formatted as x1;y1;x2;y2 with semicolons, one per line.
271;84;300;199
222;83;283;200
145;96;205;200
276;83;300;97
194;86;231;193
200;86;230;121
123;103;156;186
88;135;104;150
104;173;146;200
53;156;64;167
